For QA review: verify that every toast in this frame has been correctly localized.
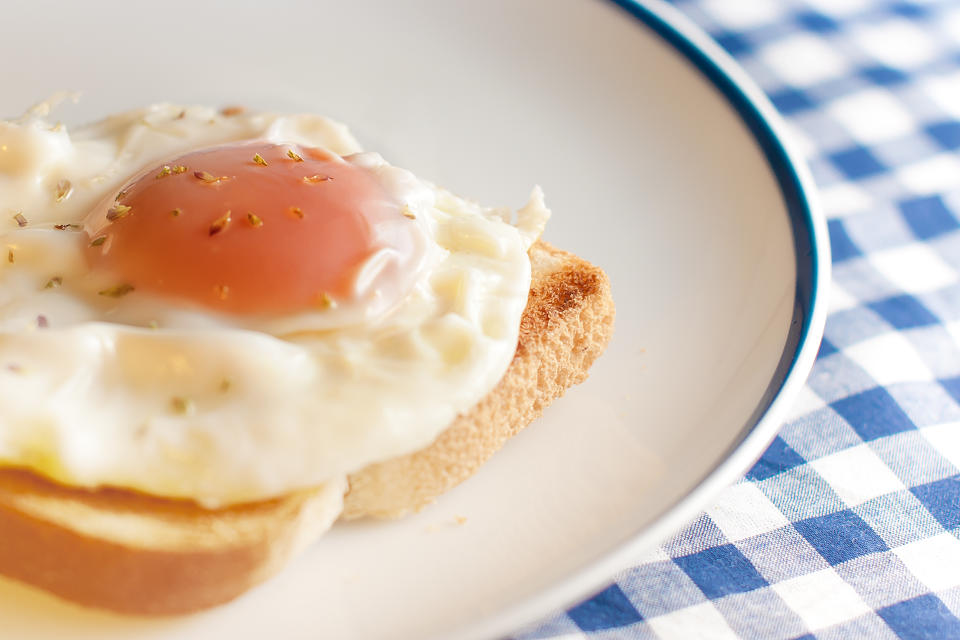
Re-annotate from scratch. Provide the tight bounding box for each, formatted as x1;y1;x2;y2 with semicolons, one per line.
0;240;614;615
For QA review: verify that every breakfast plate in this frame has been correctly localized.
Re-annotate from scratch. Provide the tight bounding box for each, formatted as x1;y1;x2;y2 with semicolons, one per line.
0;0;827;638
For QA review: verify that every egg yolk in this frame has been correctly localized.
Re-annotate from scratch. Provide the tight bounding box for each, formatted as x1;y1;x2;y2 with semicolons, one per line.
83;143;418;315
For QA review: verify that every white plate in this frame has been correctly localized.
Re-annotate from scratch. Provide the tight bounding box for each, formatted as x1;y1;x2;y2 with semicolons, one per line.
0;1;828;638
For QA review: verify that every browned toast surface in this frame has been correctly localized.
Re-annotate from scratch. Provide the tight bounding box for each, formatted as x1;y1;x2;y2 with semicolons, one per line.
0;467;345;614
0;239;614;614
342;241;615;518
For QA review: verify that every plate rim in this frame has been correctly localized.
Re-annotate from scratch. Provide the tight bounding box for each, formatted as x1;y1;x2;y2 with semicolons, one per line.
453;1;830;638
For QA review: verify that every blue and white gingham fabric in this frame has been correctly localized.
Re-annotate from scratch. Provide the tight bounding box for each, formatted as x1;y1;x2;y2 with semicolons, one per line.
517;1;960;638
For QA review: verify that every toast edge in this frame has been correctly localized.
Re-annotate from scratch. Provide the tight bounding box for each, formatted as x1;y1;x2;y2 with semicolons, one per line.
342;240;616;519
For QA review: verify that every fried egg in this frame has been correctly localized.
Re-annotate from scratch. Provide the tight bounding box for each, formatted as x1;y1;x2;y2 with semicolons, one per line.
0;98;549;506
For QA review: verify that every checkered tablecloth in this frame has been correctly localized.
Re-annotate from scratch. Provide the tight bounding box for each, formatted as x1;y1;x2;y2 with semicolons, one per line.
516;0;960;638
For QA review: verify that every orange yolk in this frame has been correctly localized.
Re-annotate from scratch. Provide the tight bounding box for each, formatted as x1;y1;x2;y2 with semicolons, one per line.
83;143;415;315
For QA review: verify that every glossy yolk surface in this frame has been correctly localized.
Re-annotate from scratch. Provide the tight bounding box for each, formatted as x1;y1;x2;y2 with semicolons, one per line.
83;143;408;314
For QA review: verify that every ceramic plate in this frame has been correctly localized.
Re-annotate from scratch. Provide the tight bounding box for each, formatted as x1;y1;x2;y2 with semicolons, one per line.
0;0;828;638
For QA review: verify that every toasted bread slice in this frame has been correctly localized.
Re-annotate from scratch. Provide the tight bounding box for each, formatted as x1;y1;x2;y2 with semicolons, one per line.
342;241;615;518
0;240;614;615
0;470;345;615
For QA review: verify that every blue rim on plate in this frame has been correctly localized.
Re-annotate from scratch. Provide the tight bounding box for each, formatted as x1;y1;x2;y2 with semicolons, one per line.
461;1;830;638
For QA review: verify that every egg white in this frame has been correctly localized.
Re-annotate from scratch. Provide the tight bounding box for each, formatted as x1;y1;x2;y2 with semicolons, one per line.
0;100;549;505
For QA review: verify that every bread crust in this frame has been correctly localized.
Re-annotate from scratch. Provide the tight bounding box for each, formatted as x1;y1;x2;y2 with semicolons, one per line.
342;241;614;518
0;240;614;614
0;468;345;614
